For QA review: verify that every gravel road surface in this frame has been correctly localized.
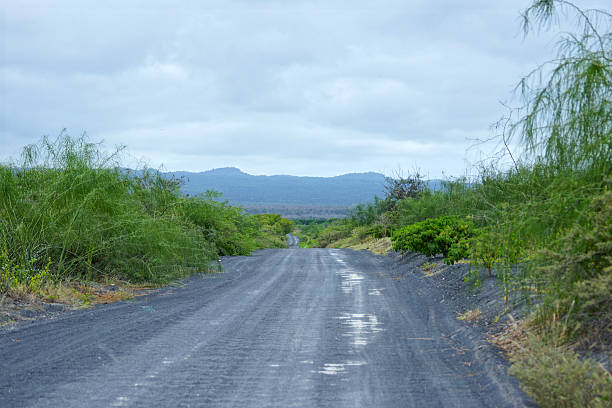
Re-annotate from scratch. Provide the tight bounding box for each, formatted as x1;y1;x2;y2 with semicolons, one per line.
0;248;531;407
286;233;300;248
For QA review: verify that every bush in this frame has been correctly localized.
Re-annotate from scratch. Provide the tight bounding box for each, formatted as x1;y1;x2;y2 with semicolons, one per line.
446;237;471;265
293;219;354;248
0;138;217;284
534;189;612;338
318;226;352;248
367;224;386;239
392;216;474;262
251;213;294;249
0;134;293;291
509;336;612;408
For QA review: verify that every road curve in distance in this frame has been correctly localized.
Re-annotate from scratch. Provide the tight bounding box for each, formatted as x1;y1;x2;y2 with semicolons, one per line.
286;233;300;248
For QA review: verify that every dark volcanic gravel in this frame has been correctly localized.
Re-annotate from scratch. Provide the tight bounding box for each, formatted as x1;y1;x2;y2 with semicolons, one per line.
387;250;531;327
1;248;533;407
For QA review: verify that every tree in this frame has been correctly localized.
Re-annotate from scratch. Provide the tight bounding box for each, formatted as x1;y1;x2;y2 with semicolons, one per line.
383;170;425;208
511;0;611;178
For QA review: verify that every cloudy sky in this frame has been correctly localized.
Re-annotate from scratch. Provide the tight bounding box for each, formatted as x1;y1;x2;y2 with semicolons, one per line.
1;0;605;177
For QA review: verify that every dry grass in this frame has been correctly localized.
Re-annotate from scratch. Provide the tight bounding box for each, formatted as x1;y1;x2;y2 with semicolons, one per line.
489;315;612;407
3;286;40;303
420;261;447;277
457;308;483;323
345;237;393;255
40;281;145;308
1;278;162;327
487;315;529;356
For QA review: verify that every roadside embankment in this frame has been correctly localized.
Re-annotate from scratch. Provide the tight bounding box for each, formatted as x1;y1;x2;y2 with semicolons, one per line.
381;247;612;407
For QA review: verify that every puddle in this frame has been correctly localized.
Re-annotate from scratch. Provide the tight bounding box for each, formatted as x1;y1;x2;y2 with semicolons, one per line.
337;313;384;347
111;396;130;407
318;361;366;375
336;270;364;294
331;251;371;295
318;363;345;375
368;288;384;296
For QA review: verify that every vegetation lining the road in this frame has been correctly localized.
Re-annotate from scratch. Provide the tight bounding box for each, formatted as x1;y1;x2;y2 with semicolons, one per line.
0;134;293;304
298;1;611;406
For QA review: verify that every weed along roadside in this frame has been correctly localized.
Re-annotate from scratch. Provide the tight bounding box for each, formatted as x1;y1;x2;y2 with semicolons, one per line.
0;134;295;326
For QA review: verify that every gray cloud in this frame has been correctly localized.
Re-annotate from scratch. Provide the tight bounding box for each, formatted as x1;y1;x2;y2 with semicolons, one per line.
2;0;607;176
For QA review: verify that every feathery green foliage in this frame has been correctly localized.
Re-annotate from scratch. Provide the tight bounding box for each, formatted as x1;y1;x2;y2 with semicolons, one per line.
509;334;612;408
517;0;611;178
0;133;292;291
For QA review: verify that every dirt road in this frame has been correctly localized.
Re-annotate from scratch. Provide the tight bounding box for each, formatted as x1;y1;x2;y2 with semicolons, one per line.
0;249;531;407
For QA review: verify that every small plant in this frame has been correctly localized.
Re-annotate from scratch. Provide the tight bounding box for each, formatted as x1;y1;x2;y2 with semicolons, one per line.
464;267;482;289
421;261;435;272
420;261;442;277
468;230;501;278
0;251;53;295
77;290;91;306
457;308;482;322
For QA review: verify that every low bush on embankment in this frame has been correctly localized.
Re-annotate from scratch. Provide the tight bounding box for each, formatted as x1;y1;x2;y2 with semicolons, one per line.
0;134;292;299
392;216;474;263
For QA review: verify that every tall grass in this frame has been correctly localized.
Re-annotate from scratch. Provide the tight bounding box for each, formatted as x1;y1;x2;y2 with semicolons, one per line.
0;134;291;289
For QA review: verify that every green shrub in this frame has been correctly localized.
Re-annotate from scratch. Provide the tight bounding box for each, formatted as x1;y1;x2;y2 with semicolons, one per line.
0;133;293;291
251;213;294;249
534;189;612;337
466;229;502;278
352;225;370;241
318;226;352;248
509;336;612;408
367;224;386;239
294;219;354;248
446;237;471;265
392;216;474;262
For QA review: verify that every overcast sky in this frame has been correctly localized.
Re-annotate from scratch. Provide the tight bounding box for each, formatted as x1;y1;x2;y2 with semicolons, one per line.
1;1;606;177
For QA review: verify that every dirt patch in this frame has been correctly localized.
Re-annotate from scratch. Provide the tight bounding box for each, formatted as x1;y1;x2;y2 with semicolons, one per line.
0;295;69;327
0;281;157;329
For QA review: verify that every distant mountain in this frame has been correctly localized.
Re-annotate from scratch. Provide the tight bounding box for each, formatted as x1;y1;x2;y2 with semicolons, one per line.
165;167;442;209
167;167;387;207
